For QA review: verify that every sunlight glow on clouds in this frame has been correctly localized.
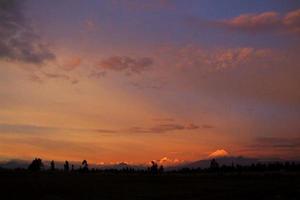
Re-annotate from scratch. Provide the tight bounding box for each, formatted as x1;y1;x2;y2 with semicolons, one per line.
209;149;229;158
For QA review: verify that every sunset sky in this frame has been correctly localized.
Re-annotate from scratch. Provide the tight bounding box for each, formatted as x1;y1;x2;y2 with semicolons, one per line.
0;0;300;165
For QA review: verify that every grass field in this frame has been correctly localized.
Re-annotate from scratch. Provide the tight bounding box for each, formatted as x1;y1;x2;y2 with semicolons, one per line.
1;172;300;200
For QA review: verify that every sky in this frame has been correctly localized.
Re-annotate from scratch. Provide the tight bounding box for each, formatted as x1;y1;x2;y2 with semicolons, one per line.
0;0;300;165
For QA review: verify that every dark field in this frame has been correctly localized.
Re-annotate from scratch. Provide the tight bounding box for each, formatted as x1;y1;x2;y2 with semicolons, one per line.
1;172;300;200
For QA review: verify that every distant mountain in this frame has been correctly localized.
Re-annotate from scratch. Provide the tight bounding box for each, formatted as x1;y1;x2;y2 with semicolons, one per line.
176;156;287;169
0;159;29;169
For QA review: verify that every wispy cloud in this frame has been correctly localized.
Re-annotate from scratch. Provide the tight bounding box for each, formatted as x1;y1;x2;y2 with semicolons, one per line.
251;137;300;149
158;44;275;72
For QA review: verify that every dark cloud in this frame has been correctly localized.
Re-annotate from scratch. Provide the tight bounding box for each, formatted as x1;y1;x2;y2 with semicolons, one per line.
98;56;154;74
129;123;198;134
238;137;300;159
0;123;117;135
0;0;55;64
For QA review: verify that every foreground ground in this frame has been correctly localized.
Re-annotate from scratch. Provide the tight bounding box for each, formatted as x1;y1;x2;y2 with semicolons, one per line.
0;171;300;200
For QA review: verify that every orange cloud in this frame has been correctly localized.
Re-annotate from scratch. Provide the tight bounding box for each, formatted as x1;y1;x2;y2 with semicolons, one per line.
221;8;300;36
224;12;280;31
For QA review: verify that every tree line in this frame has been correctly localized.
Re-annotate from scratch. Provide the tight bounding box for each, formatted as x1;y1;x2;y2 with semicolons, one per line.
2;157;300;174
26;158;164;175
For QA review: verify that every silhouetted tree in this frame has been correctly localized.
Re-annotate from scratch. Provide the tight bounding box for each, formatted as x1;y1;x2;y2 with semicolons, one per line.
82;160;88;172
150;161;158;175
64;161;69;172
28;158;44;172
158;165;164;174
71;164;74;171
210;159;219;171
50;160;55;171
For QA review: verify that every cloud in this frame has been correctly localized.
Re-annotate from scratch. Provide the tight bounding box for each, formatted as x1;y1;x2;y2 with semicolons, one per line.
283;9;300;34
223;12;281;31
98;56;154;75
0;123;59;134
0;122;199;136
41;72;79;84
60;56;81;71
129;122;199;134
27;71;80;85
158;44;275;72
43;72;70;80
0;0;55;64
220;8;300;36
0;123;117;135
